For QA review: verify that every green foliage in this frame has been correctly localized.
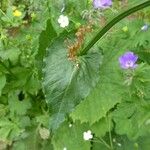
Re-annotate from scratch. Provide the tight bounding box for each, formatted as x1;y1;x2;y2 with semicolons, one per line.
0;0;150;149
52;121;91;150
0;48;20;64
43;36;102;130
92;135;150;150
0;0;52;148
113;101;150;140
80;0;150;55
12;127;53;150
91;116;113;138
71;45;124;124
8;91;31;116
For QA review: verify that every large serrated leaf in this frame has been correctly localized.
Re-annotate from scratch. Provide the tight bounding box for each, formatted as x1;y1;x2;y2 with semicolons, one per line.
71;46;124;125
43;36;102;130
70;80;123;125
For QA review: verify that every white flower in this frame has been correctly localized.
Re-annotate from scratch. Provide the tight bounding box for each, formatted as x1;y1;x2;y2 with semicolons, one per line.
117;143;122;147
58;15;69;28
69;124;72;127
141;24;149;31
63;147;67;150
83;130;93;141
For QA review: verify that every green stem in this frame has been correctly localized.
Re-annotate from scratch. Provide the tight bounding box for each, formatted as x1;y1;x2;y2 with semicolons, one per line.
80;0;150;55
107;116;113;149
98;137;112;150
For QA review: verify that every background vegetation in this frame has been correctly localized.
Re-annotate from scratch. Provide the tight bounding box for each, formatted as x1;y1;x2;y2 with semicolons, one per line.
0;0;150;149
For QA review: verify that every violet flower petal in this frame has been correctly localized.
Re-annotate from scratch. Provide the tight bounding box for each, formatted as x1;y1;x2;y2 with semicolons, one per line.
93;0;112;9
119;51;138;69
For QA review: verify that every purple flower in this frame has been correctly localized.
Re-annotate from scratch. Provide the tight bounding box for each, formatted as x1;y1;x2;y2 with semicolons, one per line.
93;0;112;9
119;51;138;69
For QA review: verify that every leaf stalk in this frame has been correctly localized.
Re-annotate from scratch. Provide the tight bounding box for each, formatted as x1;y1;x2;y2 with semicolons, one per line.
80;1;150;55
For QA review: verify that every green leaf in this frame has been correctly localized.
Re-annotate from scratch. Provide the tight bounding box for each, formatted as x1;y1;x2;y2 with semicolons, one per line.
12;140;54;150
0;74;6;96
109;64;150;140
0;48;20;64
0;118;21;141
0;126;12;140
136;135;150;150
12;141;26;150
12;127;43;150
131;25;150;47
0;104;7;117
43;36;102;130
7;67;32;90
37;19;57;76
66;0;88;14
113;101;150;140
52;121;91;150
91;117;113;138
112;135;150;150
137;50;150;65
24;74;40;95
93;135;150;150
8;91;31;115
71;81;122;124
71;47;124;124
36;114;49;127
92;133;112;150
19;116;31;128
93;144;109;150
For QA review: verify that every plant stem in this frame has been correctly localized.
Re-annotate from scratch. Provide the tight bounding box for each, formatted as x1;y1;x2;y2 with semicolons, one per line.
98;137;112;150
80;0;150;55
107;116;113;149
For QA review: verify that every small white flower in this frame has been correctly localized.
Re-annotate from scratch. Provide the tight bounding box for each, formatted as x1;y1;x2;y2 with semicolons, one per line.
58;15;69;28
63;147;67;150
141;24;149;31
69;124;72;127
117;143;122;147
113;138;116;142
83;130;93;141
